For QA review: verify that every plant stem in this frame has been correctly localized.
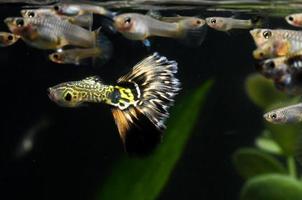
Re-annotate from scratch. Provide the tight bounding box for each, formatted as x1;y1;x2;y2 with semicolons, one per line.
287;156;297;179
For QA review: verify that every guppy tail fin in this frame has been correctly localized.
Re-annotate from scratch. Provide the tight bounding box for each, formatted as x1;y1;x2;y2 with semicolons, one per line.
73;13;94;31
92;27;113;67
112;52;181;155
251;15;268;29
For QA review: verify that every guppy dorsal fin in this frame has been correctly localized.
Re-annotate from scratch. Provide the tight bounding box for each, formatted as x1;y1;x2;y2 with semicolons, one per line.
82;75;102;83
111;52;181;155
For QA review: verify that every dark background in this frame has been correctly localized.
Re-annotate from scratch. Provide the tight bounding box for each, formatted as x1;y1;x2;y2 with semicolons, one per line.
0;3;289;200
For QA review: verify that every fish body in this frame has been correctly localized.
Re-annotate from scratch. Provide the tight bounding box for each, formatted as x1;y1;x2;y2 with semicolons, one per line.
49;47;101;65
256;56;288;78
47;3;114;18
285;13;302;28
21;9;93;29
48;53;181;155
250;28;302;47
253;39;293;59
264;103;302;124
206;17;254;32
4;16;96;49
0;32;19;47
113;13;206;45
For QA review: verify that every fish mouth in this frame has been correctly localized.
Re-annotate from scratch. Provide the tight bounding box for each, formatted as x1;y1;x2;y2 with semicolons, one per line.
47;87;55;101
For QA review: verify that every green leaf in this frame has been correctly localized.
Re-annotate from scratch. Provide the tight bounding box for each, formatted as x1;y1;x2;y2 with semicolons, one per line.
267;123;302;156
233;148;286;179
96;80;213;200
255;131;283;155
245;74;291;109
241;174;302;200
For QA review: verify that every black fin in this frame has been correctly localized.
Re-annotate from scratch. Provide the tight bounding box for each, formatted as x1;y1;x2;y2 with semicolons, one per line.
93;27;113;67
73;13;93;31
180;24;208;47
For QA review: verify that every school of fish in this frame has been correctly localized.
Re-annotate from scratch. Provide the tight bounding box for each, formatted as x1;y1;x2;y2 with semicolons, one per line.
3;2;295;154
247;13;302;124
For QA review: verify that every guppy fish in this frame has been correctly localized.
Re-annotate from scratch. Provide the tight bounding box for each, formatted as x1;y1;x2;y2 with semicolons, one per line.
252;39;293;59
256;56;288;79
41;3;115;18
49;45;111;66
49;48;101;65
205;16;261;32
113;13;207;46
250;28;302;47
48;53;181;155
285;13;302;28
4;16;98;49
0;32;19;47
21;9;93;30
264;103;302;124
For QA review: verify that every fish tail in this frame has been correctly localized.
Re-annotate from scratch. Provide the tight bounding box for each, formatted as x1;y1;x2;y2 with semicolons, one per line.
73;13;94;31
251;15;268;28
111;52;181;155
92;27;113;67
180;24;208;47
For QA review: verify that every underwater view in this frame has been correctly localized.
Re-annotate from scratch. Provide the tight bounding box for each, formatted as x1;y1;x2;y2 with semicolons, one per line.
3;0;302;200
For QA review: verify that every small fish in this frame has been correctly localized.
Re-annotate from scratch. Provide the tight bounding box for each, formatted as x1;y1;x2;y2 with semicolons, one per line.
49;33;112;66
264;103;302;124
250;28;302;48
48;53;181;155
45;3;115;18
113;13;207;46
256;56;288;79
4;16;98;49
49;48;101;65
285;13;302;28
21;9;93;30
0;32;19;47
205;16;262;32
252;39;292;59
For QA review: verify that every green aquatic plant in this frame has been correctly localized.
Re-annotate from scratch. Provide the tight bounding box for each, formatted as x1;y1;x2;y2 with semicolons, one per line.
96;80;213;200
233;74;302;200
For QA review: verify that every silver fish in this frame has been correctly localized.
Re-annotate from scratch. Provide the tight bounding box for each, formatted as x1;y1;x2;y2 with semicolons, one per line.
264;103;302;124
5;16;98;49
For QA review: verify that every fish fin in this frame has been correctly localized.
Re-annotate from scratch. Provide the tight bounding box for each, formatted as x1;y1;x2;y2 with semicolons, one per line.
57;36;69;48
146;10;162;20
92;30;113;67
143;39;151;47
73;13;93;31
251;15;268;28
111;53;180;155
82;75;102;83
179;24;208;47
111;107;162;156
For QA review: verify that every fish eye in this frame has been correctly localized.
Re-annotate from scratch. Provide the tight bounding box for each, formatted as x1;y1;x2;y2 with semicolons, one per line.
54;5;60;11
288;16;294;21
268;61;275;69
53;53;59;60
210;18;216;24
28;11;35;18
124;17;131;24
16;19;24;27
263;30;272;39
196;20;201;25
7;35;13;41
270;113;277;119
64;93;72;102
